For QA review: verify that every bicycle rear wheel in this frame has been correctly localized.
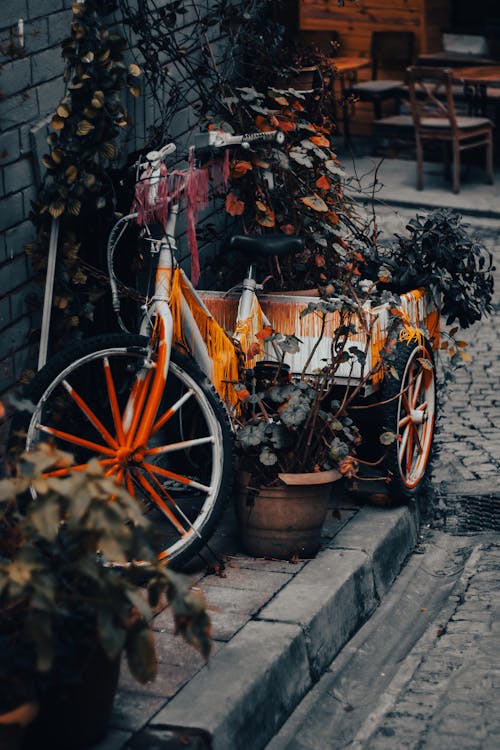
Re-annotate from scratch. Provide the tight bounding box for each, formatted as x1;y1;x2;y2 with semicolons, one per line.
21;333;233;569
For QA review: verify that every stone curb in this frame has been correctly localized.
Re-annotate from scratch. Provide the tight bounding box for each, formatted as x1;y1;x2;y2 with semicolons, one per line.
149;503;421;750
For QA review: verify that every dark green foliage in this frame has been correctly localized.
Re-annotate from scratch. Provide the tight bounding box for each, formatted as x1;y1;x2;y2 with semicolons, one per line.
366;209;495;329
0;445;211;711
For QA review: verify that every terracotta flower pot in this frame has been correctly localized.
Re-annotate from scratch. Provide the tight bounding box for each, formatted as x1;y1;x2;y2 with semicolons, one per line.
236;471;337;559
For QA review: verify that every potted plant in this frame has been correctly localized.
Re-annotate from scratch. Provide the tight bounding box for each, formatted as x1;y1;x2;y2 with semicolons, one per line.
233;327;363;559
0;443;211;750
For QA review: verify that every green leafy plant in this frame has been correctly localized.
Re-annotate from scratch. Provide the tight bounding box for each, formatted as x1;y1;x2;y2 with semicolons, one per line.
232;296;400;487
0;444;210;714
364;209;495;330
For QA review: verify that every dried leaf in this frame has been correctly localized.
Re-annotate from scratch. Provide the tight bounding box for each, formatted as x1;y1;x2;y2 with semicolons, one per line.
230;160;253;178
310;134;330;147
316;175;331;190
56;102;71;118
380;431;397;445
49;201;65;219
100;142;117;160
129;63;142;77
225;192;245;216
300;194;328;212
76;119;94;136
51;115;65;131
68;199;82;217
65;165;78;184
417;358;433;371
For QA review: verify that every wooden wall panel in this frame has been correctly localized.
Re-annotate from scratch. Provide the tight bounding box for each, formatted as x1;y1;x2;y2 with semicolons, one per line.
299;1;450;56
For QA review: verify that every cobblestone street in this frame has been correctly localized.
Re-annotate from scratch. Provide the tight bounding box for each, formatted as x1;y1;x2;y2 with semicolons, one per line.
432;219;500;489
364;538;500;750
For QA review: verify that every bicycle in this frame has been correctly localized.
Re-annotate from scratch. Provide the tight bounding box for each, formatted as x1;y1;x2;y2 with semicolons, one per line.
19;128;301;569
19;128;440;568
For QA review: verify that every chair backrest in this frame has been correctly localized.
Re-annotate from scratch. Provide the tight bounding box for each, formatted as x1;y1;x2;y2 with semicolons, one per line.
406;66;459;133
371;31;415;79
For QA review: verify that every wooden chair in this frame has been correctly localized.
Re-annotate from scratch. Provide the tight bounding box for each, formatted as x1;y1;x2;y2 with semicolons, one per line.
345;31;415;119
407;66;494;193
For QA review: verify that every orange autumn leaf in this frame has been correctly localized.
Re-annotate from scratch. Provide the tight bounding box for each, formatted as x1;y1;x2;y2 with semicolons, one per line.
292;100;305;111
231;161;253;178
225;193;245;216
280;223;296;235
315;254;326;267
255;115;274;132
327;211;340;224
300;194;328;212
316;175;331;190
256;210;275;228
310;134;330;147
255;200;275;227
276;118;296;132
247;342;261;358
237;388;251;402
256;325;273;340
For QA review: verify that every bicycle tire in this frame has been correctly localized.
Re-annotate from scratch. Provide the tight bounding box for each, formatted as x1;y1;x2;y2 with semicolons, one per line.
380;339;437;501
18;333;233;569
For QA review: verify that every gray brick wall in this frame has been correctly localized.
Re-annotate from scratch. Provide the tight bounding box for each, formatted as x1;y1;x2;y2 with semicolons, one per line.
0;1;245;402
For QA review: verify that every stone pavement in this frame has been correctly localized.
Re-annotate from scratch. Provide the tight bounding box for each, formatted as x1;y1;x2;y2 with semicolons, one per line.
363;537;500;750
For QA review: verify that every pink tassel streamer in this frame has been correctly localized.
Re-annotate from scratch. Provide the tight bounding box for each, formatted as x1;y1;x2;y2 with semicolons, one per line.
131;147;231;286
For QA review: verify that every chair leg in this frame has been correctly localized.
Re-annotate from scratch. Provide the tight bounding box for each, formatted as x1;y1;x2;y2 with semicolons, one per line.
442;142;450;179
486;133;494;185
452;140;460;194
415;136;424;190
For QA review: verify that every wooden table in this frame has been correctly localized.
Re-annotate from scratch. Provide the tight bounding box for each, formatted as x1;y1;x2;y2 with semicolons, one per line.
453;65;500;116
327;56;371;142
417;51;496;68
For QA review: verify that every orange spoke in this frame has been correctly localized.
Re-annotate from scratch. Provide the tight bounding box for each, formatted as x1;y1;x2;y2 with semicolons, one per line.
406;429;414;474
402;391;412;417
412;370;423;408
133;338;168;449
142;464;198;533
398;415;412;429
42;458;115;478
152;389;194;434
36;424;115;456
62;380;118;449
399;425;410;464
125;471;136;498
124;367;154;446
132;469;187;535
145;436;214;457
103;357;125;444
411;422;423;454
105;464;120;477
416;401;428;412
143;461;211;493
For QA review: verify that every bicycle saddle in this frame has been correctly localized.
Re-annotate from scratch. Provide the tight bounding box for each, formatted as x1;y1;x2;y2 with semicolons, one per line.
229;234;304;258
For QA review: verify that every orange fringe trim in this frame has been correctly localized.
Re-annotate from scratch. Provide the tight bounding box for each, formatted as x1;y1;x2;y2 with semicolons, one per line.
169;269;240;407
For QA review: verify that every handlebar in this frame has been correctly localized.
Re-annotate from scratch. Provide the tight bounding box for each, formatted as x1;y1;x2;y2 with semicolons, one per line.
193;129;285;151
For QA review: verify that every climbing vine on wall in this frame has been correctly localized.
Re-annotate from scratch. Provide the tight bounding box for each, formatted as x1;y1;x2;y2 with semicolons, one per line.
27;0;140;344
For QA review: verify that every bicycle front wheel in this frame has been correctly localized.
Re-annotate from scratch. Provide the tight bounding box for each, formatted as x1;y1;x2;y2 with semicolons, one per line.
23;333;233;569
